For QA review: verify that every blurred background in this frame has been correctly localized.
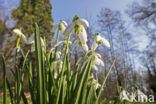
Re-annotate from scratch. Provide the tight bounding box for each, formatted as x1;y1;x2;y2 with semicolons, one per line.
0;0;155;99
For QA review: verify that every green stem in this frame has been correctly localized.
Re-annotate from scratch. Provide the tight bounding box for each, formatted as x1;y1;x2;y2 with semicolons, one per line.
56;33;71;104
96;59;116;104
16;38;20;48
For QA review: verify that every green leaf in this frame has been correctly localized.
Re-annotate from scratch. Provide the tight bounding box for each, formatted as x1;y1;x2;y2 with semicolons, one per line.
35;23;43;104
95;59;116;104
2;56;7;104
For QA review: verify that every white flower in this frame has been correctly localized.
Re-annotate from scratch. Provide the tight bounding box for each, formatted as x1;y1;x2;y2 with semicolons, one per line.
63;23;75;37
78;25;88;44
91;53;104;71
63;18;89;37
12;29;27;44
54;60;63;71
21;33;27;44
27;33;35;44
13;29;23;36
51;20;68;34
92;79;101;90
52;51;61;59
92;65;98;71
91;40;98;51
11;47;24;57
54;72;57;79
40;37;45;47
91;34;110;50
120;90;130;101
82;44;88;52
76;18;89;27
31;44;35;52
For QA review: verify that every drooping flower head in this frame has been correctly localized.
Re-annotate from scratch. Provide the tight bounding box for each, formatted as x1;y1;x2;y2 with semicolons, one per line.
51;20;68;34
11;29;27;44
63;15;89;52
91;33;110;51
91;53;105;71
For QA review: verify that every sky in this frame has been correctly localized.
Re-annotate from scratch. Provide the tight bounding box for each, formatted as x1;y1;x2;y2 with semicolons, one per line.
1;0;148;69
52;0;134;23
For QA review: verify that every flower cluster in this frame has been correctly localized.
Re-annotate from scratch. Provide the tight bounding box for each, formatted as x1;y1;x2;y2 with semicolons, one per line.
11;29;45;55
11;15;110;90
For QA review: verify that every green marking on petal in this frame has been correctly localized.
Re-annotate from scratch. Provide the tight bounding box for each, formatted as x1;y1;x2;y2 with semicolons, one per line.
75;24;80;34
96;40;102;45
16;33;22;38
58;24;62;30
79;41;82;47
81;26;83;32
72;15;80;22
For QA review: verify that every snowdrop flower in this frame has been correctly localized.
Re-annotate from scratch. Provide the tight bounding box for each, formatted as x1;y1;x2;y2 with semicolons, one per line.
91;53;104;71
51;20;68;34
54;60;63;72
11;29;27;44
11;47;24;57
91;33;110;51
77;25;88;44
76;18;89;27
27;33;35;44
63;17;89;35
92;79;101;90
82;44;88;52
63;16;89;52
51;51;61;59
56;51;61;59
120;90;130;101
54;72;57;79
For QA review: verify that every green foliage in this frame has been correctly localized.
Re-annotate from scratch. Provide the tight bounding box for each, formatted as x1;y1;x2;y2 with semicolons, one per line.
12;0;53;38
1;24;115;104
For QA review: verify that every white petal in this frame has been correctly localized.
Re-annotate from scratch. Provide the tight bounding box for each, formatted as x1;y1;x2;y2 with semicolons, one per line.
82;44;88;52
78;26;87;44
92;55;104;67
13;29;23;35
63;23;75;37
95;53;101;58
21;34;27;44
99;59;105;66
31;45;35;52
27;33;34;44
102;38;110;48
92;65;98;71
54;72;57;79
40;37;45;47
96;35;110;48
11;47;21;55
60;20;68;26
91;40;98;50
76;18;89;27
56;51;61;59
51;24;58;32
60;23;66;33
